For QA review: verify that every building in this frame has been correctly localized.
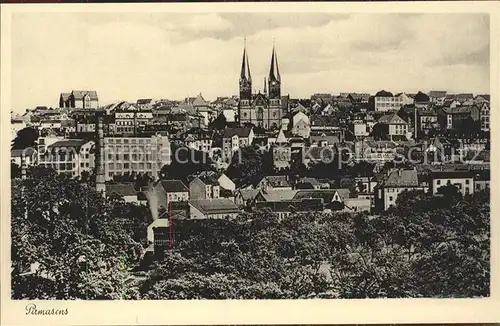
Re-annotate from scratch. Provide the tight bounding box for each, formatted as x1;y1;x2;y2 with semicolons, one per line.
438;107;474;131
183;129;214;153
106;183;146;205
375;112;409;141
11;148;37;167
257;175;292;192
474;94;490;104
428;91;447;105
374;90;402;112
255;199;324;219
416;109;439;138
188;199;240;219
375;168;428;211
238;43;284;129
222;127;255;164
474;169;490;191
272;129;291;170
11;114;27;141
102;134;171;181
395;93;414;106
291;111;311;138
153;180;190;211
59;90;99;109
195;170;236;191
413;91;431;109
234;189;260;207
430;170;475;196
37;139;95;178
189;176;220;200
479;102;490;131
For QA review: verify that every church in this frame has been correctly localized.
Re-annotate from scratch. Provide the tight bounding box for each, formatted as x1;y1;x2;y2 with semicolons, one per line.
238;43;284;130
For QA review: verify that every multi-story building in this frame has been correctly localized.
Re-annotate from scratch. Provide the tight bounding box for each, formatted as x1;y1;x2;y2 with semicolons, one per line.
375;112;409;141
291;111;310;138
59;90;99;109
430;170;476;196
375;168;429;211
154;179;190;209
188;199;240;220
114;110;153;136
189;176;220;200
222;127;254;164
416;109;439;138
428;91;447;105
238;44;283;129
257;175;292;192
374;90;402;112
479;102;490;132
102;134;171;181
272;129;291;170
11;148;37;167
37;139;95;178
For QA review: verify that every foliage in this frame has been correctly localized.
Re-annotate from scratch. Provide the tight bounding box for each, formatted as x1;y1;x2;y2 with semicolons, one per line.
12;127;39;150
11;166;149;299
159;144;214;183
226;146;269;187
12;165;489;299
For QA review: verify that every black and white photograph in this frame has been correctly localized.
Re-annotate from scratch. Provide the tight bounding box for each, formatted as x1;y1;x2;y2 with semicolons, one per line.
1;2;499;324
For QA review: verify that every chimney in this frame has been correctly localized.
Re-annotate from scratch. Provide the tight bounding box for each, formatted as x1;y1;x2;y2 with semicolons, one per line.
95;110;106;196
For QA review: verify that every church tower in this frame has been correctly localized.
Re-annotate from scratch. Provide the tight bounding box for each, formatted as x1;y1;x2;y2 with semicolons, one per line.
239;41;252;102
268;43;281;100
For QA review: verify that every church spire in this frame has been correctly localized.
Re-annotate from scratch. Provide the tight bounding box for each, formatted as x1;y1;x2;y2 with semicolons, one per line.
239;37;252;101
240;37;251;83
269;41;280;83
264;77;267;95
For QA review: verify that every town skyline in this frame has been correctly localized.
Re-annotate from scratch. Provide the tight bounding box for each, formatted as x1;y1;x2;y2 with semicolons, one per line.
11;12;490;112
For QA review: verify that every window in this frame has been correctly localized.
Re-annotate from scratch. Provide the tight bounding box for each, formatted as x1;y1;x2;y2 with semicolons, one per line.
437;180;441;185
465;179;470;184
389;196;393;201
124;163;129;169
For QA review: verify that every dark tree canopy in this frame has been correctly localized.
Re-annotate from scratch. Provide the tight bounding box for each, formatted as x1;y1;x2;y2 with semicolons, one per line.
12;127;39;150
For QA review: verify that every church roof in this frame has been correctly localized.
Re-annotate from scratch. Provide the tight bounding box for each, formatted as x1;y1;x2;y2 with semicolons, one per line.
240;45;252;83
269;44;281;83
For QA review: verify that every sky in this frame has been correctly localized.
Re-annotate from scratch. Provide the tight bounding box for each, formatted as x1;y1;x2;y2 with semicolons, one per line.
10;12;490;112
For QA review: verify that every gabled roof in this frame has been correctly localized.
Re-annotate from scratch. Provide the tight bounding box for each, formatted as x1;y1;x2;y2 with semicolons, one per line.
60;93;71;101
71;90;98;100
375;90;393;97
47;139;89;150
377;112;408;125
107;183;139;197
475;94;490;102
237;189;260;201
189;199;240;215
192;93;210;107
292;189;350;202
261;175;291;188
258;189;299;202
223;127;252;138
275;129;288;144
310;115;338;127
381;169;420;188
160;180;189;193
428;91;447;98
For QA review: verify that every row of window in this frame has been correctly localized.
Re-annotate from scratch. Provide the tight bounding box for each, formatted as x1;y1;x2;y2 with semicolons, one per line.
435;179;471;185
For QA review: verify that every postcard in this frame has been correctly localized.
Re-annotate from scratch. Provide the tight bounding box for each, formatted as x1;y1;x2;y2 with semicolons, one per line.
1;1;499;325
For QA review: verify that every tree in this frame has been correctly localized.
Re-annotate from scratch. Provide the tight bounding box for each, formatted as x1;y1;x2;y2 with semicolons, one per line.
12;127;39;150
160;144;214;182
226;146;265;187
11;162;21;179
11;166;144;299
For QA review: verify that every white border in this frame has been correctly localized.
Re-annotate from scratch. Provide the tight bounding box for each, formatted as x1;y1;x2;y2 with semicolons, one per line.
1;2;499;325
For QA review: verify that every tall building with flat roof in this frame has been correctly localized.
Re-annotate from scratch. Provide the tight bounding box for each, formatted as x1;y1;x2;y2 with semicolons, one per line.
103;134;171;181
